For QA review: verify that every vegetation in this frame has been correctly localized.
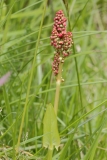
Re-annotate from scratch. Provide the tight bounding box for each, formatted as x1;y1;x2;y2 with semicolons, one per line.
0;0;107;159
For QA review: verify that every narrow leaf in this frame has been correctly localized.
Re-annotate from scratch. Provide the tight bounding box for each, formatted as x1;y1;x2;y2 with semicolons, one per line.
59;122;79;160
83;115;105;160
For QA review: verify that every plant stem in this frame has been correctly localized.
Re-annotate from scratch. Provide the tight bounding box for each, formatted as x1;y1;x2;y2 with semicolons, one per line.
44;149;53;160
54;58;63;115
16;0;48;153
66;7;83;109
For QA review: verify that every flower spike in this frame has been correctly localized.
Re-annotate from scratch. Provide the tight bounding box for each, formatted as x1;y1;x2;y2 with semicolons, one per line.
50;10;73;76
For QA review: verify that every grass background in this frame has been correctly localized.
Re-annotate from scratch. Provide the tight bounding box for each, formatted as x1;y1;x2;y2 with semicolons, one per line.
0;0;107;159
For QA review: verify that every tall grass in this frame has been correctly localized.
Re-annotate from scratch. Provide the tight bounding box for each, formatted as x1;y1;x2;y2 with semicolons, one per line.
0;0;107;159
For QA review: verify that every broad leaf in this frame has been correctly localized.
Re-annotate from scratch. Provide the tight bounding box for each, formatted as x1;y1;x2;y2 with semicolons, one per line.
43;104;60;150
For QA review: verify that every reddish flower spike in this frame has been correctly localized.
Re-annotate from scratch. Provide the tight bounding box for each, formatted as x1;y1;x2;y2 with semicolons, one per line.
50;10;73;76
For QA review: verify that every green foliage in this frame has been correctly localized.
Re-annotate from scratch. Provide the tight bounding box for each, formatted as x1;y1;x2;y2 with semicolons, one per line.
43;104;60;150
0;0;107;159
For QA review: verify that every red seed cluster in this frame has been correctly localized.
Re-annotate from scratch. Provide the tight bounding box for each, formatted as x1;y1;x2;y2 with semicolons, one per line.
50;10;73;76
52;53;60;76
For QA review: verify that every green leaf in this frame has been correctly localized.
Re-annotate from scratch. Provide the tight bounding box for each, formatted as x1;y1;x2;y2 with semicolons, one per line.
59;122;79;160
83;115;105;160
43;103;60;150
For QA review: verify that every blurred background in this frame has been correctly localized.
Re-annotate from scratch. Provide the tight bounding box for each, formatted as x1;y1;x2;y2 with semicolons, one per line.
0;0;107;159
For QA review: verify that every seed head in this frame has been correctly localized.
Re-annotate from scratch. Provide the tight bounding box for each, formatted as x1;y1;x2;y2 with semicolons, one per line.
50;10;73;76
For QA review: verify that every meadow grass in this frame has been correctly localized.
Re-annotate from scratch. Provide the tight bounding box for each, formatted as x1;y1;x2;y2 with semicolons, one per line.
0;0;107;159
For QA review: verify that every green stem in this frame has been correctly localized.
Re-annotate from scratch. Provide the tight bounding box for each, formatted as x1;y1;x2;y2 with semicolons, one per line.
16;0;48;153
54;58;63;115
44;149;53;160
66;6;83;109
73;44;83;109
